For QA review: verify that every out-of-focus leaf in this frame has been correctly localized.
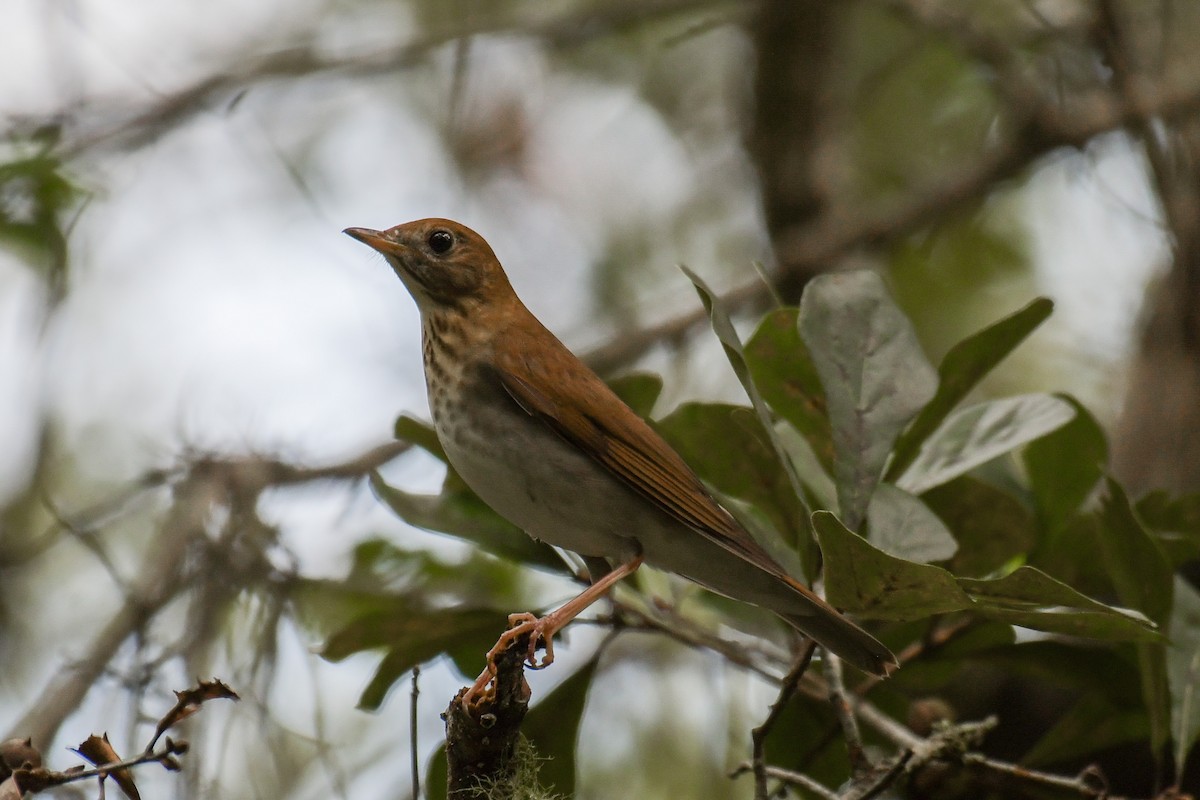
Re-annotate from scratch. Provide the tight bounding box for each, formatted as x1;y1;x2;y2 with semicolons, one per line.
745;307;834;469
522;659;600;796
1029;513;1114;601
1023;396;1106;534
1137;491;1200;567
887;298;1053;480
866;482;957;563
1022;692;1148;767
896;394;1075;495
799;272;937;530
425;744;448;800
292;542;528;639
1097;480;1173;625
923;476;1036;577
775;422;837;512
321;606;509;710
958;568;1159;642
0;151;80;281
815;512;1159;640
370;473;564;572
682;268;813;558
1097;479;1173;759
1169;577;1200;781
607;372;663;417
395;414;446;462
814;511;970;619
657;402;809;562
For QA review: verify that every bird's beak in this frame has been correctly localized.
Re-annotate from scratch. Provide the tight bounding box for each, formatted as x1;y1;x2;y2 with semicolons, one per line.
343;227;407;257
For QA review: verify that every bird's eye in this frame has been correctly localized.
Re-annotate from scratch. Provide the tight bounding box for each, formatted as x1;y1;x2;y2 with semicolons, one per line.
427;229;454;254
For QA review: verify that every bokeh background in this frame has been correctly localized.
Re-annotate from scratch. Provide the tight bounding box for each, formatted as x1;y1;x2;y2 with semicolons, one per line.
1;1;1197;797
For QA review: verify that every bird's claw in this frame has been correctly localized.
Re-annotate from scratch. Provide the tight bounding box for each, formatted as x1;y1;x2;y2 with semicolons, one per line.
459;612;557;710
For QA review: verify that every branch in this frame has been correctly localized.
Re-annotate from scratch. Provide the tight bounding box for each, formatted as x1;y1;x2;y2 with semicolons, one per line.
4;442;407;747
443;632;532;796
38;0;734;160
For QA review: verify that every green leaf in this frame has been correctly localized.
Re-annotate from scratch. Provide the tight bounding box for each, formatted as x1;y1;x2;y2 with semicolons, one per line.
0;150;81;281
865;483;957;563
799;271;938;530
896;394;1076;495
1137;491;1200;567
1023;396;1107;534
607;372;663;417
322;606;509;710
814;511;1159;641
922;477;1036;577
681;269;813;566
887;298;1053;480
656;403;809;559
394;414;447;461
1170;577;1200;781
745;308;834;470
959;567;1159;642
1097;479;1173;759
1098;480;1173;626
370;473;565;572
813;511;971;619
775;421;838;512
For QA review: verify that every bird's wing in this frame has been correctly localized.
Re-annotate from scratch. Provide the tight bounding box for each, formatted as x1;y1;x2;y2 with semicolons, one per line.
492;349;787;578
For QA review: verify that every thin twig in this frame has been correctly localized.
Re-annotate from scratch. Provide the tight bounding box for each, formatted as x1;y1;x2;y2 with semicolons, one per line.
824;652;867;774
750;640;817;800
964;753;1118;799
410;666;421;800
731;762;838;800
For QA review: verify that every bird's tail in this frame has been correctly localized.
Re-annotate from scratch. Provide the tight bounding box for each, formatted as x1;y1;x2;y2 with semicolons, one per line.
775;576;897;677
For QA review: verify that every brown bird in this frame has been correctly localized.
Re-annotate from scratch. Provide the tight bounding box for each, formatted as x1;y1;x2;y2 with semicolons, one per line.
345;219;895;701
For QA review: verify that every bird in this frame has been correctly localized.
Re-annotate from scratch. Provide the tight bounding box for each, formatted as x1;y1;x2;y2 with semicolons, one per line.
344;218;896;703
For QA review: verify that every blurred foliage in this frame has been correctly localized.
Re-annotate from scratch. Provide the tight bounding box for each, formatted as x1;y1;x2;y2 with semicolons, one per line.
0;131;82;298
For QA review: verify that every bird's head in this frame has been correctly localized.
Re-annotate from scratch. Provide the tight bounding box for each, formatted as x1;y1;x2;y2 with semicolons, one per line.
344;218;513;312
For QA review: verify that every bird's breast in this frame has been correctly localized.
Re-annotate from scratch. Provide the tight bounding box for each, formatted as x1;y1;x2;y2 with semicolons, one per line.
423;337;647;562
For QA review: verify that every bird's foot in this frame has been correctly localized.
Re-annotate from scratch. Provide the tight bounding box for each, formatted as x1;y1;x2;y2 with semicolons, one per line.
460;613;555;710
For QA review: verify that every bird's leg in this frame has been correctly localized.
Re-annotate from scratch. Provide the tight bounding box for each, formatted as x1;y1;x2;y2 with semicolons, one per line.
462;554;644;708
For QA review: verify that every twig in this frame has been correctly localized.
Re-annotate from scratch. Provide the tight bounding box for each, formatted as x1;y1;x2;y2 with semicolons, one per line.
731;762;838;800
749;640;817;800
14;738;188;795
824;652;867;774
596;598;786;682
410;666;420;800
40;0;734;161
964;753;1117;799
